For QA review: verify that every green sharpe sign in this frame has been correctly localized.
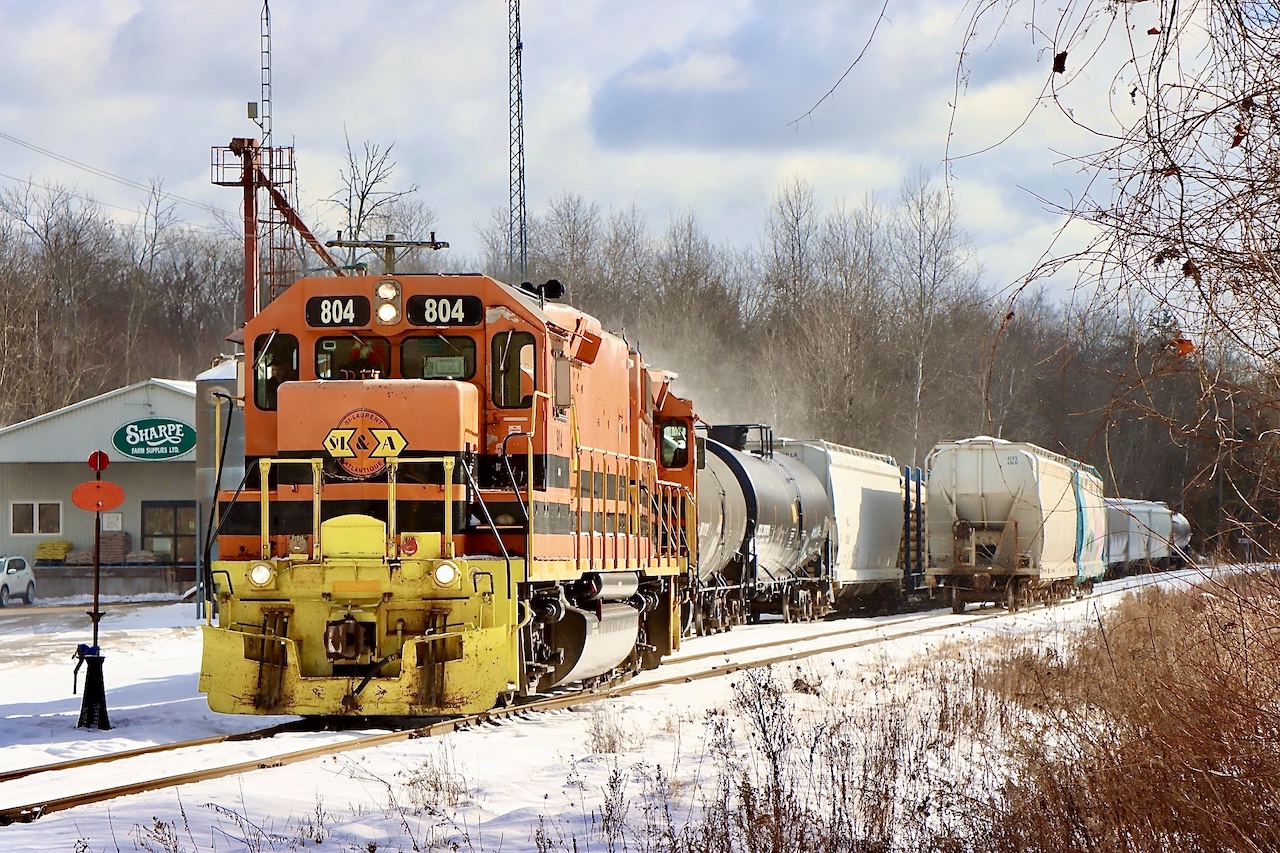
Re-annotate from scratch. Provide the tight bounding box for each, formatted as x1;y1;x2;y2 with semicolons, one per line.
112;418;197;460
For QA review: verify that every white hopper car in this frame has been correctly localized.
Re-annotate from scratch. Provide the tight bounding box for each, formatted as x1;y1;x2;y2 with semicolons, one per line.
1104;497;1192;576
925;437;1106;613
777;439;912;612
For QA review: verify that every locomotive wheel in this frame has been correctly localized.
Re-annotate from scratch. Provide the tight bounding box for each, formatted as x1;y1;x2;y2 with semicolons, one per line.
950;585;965;615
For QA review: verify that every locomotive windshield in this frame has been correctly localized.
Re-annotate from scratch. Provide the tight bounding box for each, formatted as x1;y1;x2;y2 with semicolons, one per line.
402;335;476;380
316;335;391;379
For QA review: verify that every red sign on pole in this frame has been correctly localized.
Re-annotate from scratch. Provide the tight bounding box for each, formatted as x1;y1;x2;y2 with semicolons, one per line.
72;480;125;512
88;451;110;472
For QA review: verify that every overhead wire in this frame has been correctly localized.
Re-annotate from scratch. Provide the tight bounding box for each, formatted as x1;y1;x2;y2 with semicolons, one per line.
0;129;232;218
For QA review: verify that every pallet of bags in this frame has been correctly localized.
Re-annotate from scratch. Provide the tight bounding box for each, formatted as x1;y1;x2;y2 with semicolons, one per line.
34;540;74;563
65;532;133;565
98;532;132;564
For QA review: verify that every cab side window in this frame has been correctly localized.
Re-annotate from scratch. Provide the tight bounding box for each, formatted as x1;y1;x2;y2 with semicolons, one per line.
492;331;536;408
254;333;299;411
660;421;689;468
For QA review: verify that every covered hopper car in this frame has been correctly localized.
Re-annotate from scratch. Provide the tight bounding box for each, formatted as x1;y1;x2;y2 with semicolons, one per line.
1104;497;1191;576
924;437;1106;613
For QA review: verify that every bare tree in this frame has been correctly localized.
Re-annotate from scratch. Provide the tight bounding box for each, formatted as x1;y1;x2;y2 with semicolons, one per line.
328;133;420;270
888;172;983;466
527;192;603;306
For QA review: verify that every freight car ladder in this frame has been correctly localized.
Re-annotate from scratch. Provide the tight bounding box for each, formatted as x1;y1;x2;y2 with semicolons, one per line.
900;466;926;593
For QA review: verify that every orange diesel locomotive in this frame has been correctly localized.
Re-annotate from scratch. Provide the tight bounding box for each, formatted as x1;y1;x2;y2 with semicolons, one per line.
199;274;695;715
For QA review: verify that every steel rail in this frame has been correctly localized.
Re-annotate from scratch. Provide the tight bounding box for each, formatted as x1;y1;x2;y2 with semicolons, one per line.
0;606;1003;825
0;720;312;785
0;570;1194;826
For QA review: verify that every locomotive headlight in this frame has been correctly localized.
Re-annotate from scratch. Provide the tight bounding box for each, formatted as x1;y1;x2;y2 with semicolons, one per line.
248;561;276;587
373;279;402;325
432;561;459;587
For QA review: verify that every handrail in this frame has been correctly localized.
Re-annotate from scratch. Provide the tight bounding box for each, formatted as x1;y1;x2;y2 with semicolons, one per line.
254;455;464;562
386;456;456;558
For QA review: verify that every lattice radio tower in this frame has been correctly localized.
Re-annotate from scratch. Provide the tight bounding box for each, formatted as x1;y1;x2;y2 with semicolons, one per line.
214;0;343;323
508;0;528;282
255;1;306;305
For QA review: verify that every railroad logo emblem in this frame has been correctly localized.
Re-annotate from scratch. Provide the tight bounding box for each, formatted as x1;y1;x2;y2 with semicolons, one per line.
323;409;406;477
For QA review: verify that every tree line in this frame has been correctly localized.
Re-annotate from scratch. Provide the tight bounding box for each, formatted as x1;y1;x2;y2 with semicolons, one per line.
0;168;1259;554
482;175;1218;537
0;181;242;425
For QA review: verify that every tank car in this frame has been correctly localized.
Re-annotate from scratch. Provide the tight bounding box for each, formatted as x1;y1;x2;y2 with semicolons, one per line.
692;425;832;630
199;273;695;715
776;439;913;613
925;437;1106;613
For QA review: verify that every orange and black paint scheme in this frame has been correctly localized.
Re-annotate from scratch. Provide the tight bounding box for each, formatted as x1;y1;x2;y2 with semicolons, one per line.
199;274;696;715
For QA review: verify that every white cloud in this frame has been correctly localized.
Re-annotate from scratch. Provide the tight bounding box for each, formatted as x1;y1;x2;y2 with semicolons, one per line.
0;0;1137;306
623;51;750;92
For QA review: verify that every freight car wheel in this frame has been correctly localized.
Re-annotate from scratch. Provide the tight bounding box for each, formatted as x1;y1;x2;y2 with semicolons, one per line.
950;585;964;615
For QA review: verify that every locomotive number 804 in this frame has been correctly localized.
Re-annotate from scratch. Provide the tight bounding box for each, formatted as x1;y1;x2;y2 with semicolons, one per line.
199;273;695;716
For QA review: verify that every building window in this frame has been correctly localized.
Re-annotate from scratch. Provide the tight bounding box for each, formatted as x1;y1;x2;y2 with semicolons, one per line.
142;501;198;563
11;502;60;535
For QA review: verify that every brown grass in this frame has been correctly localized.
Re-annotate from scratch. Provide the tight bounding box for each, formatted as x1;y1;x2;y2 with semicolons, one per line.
952;571;1280;852
109;571;1280;852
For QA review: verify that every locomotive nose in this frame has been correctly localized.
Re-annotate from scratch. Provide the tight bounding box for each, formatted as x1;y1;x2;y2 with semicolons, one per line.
276;379;482;459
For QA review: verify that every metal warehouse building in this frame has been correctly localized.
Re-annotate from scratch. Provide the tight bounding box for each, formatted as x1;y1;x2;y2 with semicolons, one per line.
0;379;199;598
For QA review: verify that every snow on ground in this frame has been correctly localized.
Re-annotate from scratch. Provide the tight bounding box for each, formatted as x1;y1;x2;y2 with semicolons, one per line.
0;567;1224;852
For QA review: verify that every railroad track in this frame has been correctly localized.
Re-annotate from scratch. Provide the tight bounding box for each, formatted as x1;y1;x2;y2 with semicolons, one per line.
0;569;1204;826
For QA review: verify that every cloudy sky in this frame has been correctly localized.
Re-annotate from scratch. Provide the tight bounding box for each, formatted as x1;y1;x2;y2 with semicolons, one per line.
0;0;1159;296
